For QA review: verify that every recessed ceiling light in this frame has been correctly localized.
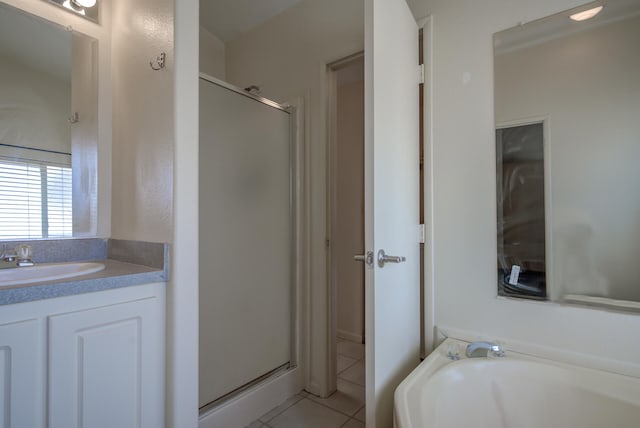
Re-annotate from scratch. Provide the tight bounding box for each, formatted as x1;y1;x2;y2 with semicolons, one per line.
570;5;604;21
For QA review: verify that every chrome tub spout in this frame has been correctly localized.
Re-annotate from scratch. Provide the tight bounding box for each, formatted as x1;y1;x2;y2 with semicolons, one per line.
465;341;505;358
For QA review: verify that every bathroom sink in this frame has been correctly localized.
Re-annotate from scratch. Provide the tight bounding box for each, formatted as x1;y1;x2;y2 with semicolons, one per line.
0;262;106;287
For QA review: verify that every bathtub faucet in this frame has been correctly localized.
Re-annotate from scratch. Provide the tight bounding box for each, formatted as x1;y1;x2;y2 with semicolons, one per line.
465;341;505;358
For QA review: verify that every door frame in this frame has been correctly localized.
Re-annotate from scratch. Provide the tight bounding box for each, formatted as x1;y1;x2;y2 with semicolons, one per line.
418;16;436;355
326;51;366;395
318;16;436;401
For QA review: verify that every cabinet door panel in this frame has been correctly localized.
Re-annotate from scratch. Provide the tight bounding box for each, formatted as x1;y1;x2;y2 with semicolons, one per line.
48;297;163;428
0;319;42;428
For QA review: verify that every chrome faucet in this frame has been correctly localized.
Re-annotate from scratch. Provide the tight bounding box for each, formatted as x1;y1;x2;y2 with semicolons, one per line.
1;244;16;263
15;244;34;266
465;341;505;358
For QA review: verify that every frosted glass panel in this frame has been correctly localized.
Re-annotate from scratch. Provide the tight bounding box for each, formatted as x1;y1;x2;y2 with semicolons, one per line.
199;78;292;407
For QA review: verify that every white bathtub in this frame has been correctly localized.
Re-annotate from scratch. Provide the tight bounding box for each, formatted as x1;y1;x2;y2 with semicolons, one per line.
394;339;640;428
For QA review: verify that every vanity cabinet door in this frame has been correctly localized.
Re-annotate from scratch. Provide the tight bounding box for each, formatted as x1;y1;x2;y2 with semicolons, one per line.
0;318;43;428
48;296;165;428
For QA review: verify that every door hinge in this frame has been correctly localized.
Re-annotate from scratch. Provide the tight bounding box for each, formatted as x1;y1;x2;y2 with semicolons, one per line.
418;224;426;244
418;64;425;85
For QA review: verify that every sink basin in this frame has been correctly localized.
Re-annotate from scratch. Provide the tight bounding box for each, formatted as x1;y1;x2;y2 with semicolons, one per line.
0;262;105;287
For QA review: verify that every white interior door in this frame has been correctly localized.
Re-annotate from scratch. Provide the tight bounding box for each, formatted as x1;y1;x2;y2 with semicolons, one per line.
364;0;420;427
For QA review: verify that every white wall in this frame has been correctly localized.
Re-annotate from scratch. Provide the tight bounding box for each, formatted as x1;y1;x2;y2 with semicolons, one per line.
199;27;225;80
111;0;174;243
335;70;365;343
495;15;640;301
422;0;640;373
225;0;364;395
0;55;70;154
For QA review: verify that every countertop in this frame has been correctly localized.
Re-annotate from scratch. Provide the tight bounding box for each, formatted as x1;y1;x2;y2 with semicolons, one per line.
0;259;167;305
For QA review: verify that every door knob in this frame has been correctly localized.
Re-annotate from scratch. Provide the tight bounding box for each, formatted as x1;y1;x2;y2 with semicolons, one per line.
354;251;374;268
377;249;406;268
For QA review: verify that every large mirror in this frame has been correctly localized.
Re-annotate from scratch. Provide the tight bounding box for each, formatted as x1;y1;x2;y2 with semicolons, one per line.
0;1;98;239
494;0;640;308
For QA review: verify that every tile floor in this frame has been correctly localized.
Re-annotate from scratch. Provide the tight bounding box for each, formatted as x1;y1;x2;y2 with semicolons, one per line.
246;339;366;427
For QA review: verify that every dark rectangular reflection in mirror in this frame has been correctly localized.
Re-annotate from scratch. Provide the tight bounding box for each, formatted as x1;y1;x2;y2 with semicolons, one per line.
497;123;546;299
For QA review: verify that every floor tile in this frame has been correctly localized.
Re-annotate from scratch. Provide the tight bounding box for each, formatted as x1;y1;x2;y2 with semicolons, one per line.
308;378;364;416
342;418;365;428
338;378;365;400
258;393;305;422
245;421;264;428
337;340;365;360
338;359;365;386
269;399;349;428
337;354;358;373
353;405;365;422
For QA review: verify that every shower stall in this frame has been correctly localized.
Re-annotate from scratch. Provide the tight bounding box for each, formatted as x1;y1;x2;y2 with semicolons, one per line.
198;74;296;411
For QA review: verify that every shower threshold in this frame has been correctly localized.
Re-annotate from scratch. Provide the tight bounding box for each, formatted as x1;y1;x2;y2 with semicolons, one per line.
199;362;291;414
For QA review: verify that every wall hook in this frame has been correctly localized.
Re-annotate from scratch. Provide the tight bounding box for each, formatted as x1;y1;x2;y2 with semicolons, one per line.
150;52;166;71
68;112;79;124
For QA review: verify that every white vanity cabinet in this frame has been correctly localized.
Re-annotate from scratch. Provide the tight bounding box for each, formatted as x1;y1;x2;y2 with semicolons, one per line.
0;318;43;428
0;282;165;428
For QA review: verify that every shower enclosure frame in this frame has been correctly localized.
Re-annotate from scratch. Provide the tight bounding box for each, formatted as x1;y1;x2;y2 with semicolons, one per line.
198;72;300;413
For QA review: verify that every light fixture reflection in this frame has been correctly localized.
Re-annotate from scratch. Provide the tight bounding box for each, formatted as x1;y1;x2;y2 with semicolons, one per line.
62;0;85;15
74;0;96;7
570;6;604;21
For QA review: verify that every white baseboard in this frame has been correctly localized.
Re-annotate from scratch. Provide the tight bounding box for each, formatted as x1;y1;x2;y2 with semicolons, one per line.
199;367;302;428
336;329;363;344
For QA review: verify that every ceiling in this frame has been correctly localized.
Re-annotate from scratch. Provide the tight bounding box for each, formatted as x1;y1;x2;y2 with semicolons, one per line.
200;0;306;42
200;0;426;43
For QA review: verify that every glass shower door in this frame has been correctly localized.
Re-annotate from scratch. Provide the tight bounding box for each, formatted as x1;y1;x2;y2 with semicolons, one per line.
198;76;293;409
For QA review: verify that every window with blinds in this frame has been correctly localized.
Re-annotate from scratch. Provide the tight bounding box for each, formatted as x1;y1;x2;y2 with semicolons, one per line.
0;158;73;239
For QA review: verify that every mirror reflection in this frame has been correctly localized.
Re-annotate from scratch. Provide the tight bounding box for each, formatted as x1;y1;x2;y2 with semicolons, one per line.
0;2;98;240
494;0;640;306
47;0;99;23
496;122;547;299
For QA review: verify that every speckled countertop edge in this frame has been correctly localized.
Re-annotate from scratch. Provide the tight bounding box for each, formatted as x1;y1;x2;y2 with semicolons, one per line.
0;259;167;306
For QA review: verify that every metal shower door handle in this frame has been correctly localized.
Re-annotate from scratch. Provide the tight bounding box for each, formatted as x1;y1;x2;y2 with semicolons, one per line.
377;249;406;268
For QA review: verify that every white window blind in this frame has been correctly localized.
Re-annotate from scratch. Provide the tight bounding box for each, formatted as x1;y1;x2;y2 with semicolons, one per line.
0;158;73;239
45;165;73;238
